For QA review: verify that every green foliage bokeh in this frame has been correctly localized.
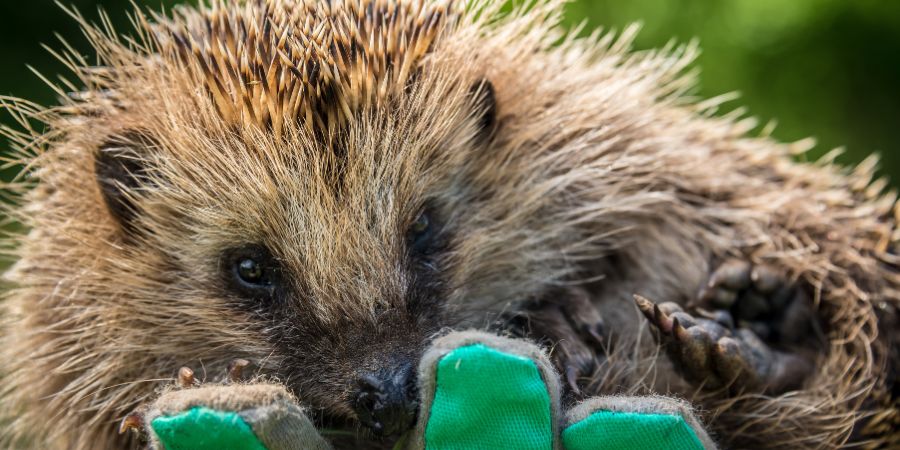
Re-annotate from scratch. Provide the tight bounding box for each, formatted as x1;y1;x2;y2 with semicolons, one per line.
1;0;899;178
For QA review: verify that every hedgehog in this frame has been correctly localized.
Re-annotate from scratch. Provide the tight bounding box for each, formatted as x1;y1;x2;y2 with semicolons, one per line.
0;0;897;448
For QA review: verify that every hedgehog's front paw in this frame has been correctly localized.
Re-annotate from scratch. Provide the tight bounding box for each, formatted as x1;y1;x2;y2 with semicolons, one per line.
120;362;331;450
635;259;823;394
499;287;612;398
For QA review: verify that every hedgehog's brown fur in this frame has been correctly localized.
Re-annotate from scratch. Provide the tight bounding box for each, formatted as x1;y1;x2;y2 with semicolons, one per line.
0;0;897;448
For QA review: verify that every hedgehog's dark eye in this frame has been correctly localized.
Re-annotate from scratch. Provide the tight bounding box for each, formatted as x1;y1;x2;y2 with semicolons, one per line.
236;258;267;286
410;212;430;235
408;210;436;254
224;246;278;298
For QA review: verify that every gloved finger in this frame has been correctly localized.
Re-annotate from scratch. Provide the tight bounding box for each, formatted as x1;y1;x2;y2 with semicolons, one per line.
408;330;564;450
562;395;717;450
144;383;331;450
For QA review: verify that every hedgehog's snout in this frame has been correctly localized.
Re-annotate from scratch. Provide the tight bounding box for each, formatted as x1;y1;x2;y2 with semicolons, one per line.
353;360;419;437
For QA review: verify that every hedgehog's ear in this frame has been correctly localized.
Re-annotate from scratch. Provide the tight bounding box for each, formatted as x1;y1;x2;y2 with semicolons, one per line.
94;131;156;231
469;78;498;142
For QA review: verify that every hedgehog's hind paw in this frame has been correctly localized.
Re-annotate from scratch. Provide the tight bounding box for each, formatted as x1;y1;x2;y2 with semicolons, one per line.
635;295;815;394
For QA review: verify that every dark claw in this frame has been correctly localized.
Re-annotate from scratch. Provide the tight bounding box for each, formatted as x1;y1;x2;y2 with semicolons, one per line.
565;365;582;397
560;288;612;352
118;411;143;435
635;295;676;334
654;304;672;333
634;294;655;320
672;317;688;341
635;295;675;332
712;337;754;388
584;323;607;349
227;359;250;383
177;366;195;388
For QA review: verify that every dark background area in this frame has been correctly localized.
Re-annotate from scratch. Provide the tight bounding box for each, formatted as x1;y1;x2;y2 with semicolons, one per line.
2;0;899;179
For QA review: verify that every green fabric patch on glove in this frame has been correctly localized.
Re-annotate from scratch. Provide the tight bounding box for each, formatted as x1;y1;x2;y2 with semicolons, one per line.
151;406;267;450
142;332;716;450
562;410;705;450
423;344;553;450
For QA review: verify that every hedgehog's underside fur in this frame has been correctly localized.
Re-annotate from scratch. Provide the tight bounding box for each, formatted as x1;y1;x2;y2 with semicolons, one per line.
0;0;898;448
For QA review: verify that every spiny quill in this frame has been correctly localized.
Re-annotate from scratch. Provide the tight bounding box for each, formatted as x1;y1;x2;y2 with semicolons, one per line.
160;0;455;137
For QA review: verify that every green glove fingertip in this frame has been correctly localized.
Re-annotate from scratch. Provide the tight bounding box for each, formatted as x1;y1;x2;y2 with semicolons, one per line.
562;410;705;450
411;331;563;450
424;344;554;450
562;396;717;450
144;383;331;450
151;407;268;450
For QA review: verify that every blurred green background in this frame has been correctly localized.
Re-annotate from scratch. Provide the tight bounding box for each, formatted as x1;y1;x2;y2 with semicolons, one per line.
1;0;899;178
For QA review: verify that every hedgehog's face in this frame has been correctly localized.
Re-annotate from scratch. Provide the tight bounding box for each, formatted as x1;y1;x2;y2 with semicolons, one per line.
92;72;498;438
212;205;444;438
209;201;454;438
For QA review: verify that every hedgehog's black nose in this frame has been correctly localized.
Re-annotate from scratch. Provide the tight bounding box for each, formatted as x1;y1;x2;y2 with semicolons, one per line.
353;362;418;437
